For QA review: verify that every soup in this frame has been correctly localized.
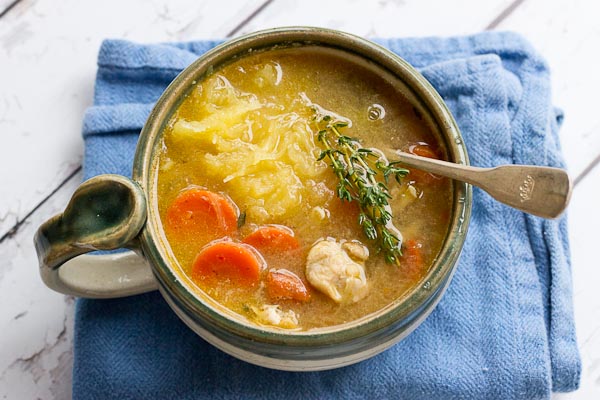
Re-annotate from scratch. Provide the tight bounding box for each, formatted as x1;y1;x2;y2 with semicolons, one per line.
156;46;452;331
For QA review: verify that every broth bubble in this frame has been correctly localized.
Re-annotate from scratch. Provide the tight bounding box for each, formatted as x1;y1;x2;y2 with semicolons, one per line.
367;104;386;121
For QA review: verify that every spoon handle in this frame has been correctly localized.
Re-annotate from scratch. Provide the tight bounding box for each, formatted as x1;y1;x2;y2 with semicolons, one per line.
392;151;572;219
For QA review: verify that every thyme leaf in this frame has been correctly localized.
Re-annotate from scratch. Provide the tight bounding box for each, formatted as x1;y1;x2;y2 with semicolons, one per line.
312;109;409;265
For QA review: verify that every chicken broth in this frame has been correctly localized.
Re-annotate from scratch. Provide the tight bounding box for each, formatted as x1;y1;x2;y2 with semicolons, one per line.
156;46;453;330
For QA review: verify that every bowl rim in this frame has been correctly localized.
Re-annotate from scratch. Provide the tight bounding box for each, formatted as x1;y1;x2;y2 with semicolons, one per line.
132;26;472;347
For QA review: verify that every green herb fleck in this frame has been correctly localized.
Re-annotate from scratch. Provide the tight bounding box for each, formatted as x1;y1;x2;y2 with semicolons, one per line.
237;211;247;229
312;108;409;265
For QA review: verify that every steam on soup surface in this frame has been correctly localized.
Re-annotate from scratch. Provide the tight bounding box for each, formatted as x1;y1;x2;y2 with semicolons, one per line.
157;46;452;330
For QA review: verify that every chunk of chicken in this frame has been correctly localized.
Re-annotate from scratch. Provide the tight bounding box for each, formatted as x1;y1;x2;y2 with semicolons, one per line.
251;304;299;329
305;239;369;304
341;241;369;262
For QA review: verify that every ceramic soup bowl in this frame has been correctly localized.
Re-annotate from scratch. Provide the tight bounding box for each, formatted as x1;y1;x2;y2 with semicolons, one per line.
35;27;471;371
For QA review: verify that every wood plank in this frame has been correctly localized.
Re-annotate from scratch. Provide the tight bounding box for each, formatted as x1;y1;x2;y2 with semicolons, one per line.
554;166;600;400
494;0;600;181
237;0;514;37
0;0;267;238
0;171;80;400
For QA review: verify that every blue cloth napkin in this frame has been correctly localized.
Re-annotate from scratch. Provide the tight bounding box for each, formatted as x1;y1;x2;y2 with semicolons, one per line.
74;32;580;399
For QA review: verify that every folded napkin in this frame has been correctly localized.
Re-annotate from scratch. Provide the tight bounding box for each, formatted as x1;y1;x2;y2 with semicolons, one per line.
74;32;580;399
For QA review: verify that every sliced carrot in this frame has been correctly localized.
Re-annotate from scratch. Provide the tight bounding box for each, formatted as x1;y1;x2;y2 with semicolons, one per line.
266;269;310;302
242;225;300;254
409;143;440;159
401;239;424;278
165;188;238;241
407;143;443;185
192;241;263;286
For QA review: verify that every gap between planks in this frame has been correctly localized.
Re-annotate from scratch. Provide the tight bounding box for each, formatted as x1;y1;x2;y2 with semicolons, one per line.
226;0;274;37
574;153;600;186
0;0;21;19
485;0;527;30
0;167;81;244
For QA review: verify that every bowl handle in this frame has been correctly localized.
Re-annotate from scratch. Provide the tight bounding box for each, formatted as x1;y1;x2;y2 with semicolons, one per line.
34;174;158;298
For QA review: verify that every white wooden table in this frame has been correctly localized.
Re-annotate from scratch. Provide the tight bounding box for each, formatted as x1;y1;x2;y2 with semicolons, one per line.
1;0;598;398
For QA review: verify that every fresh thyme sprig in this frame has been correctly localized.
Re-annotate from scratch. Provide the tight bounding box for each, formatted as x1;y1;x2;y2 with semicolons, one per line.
313;111;409;265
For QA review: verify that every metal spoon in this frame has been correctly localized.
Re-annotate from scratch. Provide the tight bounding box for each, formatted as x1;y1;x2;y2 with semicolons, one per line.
389;151;572;219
